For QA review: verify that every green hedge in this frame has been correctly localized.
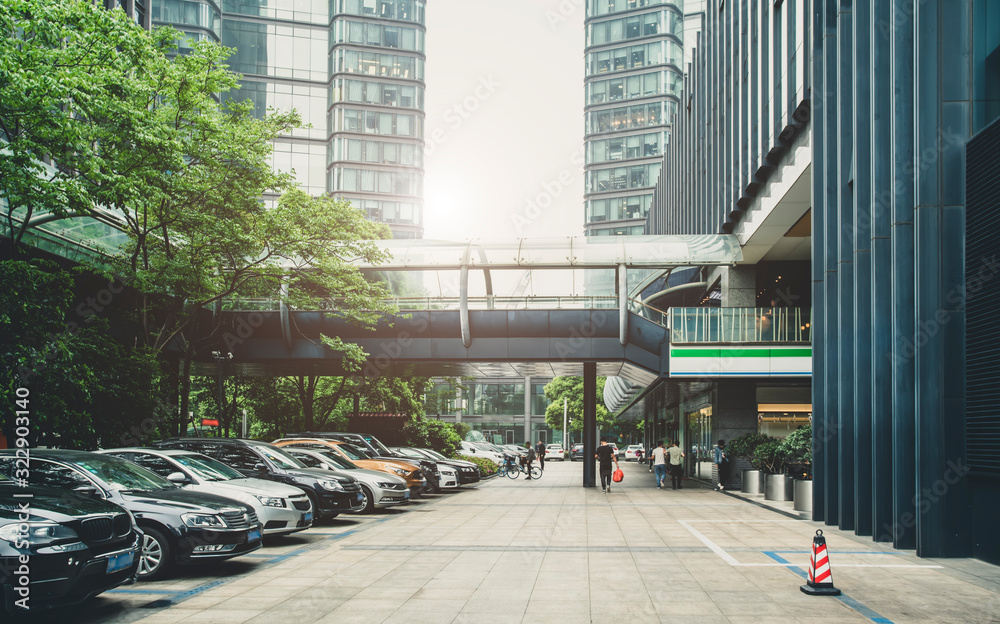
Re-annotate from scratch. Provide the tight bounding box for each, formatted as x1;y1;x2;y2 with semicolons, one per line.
455;453;499;477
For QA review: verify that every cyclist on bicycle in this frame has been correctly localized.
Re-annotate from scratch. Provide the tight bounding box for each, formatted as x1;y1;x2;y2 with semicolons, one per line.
523;441;536;480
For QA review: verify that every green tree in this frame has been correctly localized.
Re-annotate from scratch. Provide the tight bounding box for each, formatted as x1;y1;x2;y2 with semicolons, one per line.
0;261;165;448
542;376;617;439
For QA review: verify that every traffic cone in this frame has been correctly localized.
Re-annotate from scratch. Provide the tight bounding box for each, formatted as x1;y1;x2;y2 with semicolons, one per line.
800;530;841;596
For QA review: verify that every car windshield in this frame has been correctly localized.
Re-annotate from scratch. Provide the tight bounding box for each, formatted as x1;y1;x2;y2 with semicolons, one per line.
422;449;447;461
361;435;394;456
173;454;243;481
335;443;370;461
316;450;357;470
473;442;496;453
251;444;306;470
75;455;175;492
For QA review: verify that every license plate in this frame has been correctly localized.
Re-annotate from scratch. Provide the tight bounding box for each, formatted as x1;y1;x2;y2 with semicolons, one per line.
403;490;410;499
356;493;364;501
106;551;134;574
303;512;313;522
247;529;261;542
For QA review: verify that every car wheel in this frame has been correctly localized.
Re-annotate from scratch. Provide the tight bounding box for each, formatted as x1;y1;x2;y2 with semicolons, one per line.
138;526;172;581
357;485;375;513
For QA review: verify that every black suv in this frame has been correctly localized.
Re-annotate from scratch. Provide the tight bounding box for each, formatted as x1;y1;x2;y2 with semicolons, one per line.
152;438;364;519
0;476;141;613
0;450;261;582
288;432;440;492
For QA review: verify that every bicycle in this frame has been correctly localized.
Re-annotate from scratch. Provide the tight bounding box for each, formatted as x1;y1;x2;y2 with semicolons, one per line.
498;456;521;479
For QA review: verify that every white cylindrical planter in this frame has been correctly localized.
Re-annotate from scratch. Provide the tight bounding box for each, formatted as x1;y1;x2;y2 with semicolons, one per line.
741;469;763;494
793;479;812;512
764;474;794;501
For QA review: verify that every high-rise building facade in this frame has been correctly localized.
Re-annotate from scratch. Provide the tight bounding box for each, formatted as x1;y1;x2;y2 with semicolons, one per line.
582;0;684;236
150;0;425;238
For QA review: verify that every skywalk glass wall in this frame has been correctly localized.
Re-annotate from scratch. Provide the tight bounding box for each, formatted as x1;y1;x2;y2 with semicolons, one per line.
583;0;683;237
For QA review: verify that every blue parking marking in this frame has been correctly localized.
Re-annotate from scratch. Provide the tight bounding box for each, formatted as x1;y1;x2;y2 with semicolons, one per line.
763;552;895;624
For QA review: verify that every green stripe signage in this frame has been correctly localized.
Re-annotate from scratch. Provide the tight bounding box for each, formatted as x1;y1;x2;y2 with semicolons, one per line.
669;345;812;378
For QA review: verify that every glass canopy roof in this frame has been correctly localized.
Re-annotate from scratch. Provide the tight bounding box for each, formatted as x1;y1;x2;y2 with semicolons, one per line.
345;235;742;270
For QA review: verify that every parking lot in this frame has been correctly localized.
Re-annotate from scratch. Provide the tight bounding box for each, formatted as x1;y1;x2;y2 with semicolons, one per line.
18;461;1000;624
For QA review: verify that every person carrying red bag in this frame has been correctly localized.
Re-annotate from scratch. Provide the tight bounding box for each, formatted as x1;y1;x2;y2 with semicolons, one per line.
596;438;619;493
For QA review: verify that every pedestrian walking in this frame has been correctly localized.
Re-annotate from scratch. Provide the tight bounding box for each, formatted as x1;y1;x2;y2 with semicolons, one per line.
651;440;668;488
714;439;730;490
524;441;536;480
666;440;685;489
535;440;546;471
596;438;619;492
635;447;644;464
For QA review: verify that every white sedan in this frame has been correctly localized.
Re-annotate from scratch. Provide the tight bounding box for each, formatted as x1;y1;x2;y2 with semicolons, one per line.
624;445;644;461
546;444;565;461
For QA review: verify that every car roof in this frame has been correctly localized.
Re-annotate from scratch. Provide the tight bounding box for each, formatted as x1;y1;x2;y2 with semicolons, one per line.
100;447;210;458
156;437;253;446
0;448;99;460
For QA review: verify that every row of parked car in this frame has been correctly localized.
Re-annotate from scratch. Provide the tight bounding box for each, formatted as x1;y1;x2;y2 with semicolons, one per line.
457;440;567;464
0;432;481;613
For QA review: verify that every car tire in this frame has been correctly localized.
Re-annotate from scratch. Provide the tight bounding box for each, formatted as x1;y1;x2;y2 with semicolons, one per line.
138;526;172;581
358;485;375;513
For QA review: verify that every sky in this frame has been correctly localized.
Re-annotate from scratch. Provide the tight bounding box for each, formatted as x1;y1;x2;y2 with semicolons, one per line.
422;0;586;241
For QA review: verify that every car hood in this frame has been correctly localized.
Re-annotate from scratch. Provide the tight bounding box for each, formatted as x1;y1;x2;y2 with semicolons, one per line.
119;487;251;513
435;459;475;470
201;478;304;499
344;468;407;485
0;485;125;522
285;467;358;485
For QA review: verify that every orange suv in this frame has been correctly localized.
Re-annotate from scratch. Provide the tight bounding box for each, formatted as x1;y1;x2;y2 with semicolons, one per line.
272;438;424;496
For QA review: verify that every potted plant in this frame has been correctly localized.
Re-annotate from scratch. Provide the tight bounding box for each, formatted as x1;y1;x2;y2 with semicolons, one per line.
728;433;771;494
754;439;793;501
780;425;812;512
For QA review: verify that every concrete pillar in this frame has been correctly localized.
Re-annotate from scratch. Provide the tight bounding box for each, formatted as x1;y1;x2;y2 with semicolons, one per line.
713;380;757;489
583;363;596;487
719;266;757;307
523;376;531;445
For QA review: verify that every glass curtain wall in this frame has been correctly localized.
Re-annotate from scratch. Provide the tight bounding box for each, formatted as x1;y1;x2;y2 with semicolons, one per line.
329;0;426;239
583;1;683;236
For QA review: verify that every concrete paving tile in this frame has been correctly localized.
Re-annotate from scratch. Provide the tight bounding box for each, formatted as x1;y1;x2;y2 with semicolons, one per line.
526;599;591;615
176;610;263;623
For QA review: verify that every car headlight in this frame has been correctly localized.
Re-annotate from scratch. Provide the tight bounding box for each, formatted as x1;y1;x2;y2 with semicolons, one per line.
0;522;80;547
376;482;398;489
181;513;226;529
253;495;286;508
390;468;408;477
317;479;344;492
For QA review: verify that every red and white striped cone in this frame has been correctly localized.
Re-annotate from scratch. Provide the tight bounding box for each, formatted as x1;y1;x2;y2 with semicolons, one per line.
800;529;841;596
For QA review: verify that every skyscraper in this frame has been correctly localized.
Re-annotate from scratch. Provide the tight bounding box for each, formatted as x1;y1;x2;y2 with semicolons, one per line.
583;0;684;236
151;0;426;239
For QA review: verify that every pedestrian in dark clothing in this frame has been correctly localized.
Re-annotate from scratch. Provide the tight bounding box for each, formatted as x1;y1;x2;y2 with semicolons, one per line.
714;439;730;490
535;440;546;471
595;438;619;492
524;441;536;480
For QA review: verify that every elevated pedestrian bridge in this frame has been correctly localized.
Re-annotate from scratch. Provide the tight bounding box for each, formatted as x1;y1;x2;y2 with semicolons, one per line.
194;236;744;382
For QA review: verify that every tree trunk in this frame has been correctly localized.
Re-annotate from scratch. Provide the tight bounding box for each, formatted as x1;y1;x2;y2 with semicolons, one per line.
177;340;194;437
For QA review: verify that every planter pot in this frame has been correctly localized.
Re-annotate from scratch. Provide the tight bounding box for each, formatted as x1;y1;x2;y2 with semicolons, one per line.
793;479;812;512
764;474;794;501
741;469;764;494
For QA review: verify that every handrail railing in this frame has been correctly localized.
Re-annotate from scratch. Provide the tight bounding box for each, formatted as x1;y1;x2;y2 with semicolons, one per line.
668;307;811;343
220;295;620;312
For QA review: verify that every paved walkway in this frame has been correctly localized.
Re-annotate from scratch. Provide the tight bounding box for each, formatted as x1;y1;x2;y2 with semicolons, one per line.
28;461;1000;624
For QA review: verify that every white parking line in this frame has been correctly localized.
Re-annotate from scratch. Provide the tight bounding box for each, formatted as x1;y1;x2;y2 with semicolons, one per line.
676;520;943;569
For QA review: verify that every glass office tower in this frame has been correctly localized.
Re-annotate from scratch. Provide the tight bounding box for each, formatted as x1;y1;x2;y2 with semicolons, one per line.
583;0;683;236
328;0;426;239
151;0;425;238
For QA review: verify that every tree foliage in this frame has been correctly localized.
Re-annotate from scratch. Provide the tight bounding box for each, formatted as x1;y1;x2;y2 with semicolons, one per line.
542;376;616;436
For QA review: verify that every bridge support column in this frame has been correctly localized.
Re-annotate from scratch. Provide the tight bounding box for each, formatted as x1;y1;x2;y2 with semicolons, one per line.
523;376;531;446
583;362;597;487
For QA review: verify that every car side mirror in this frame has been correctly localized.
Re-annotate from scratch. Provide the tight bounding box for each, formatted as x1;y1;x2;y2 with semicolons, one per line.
73;485;100;497
166;472;189;484
254;463;267;475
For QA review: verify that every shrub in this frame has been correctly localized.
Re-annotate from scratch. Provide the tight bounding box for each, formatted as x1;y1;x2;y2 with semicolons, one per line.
752;439;788;474
780;425;812;479
728;432;773;470
455;453;498;477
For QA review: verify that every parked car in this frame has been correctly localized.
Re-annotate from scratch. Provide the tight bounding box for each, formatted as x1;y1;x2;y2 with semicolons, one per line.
570;443;585;461
546;444;565;461
0;475;141;613
272;438;424;497
610;443;622;459
390;447;477;487
279;447;410;512
284;432;439;492
499;444;529;457
624;445;644;461
151;438;364;520
458;441;505;465
97;448;313;536
0;449;262;581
